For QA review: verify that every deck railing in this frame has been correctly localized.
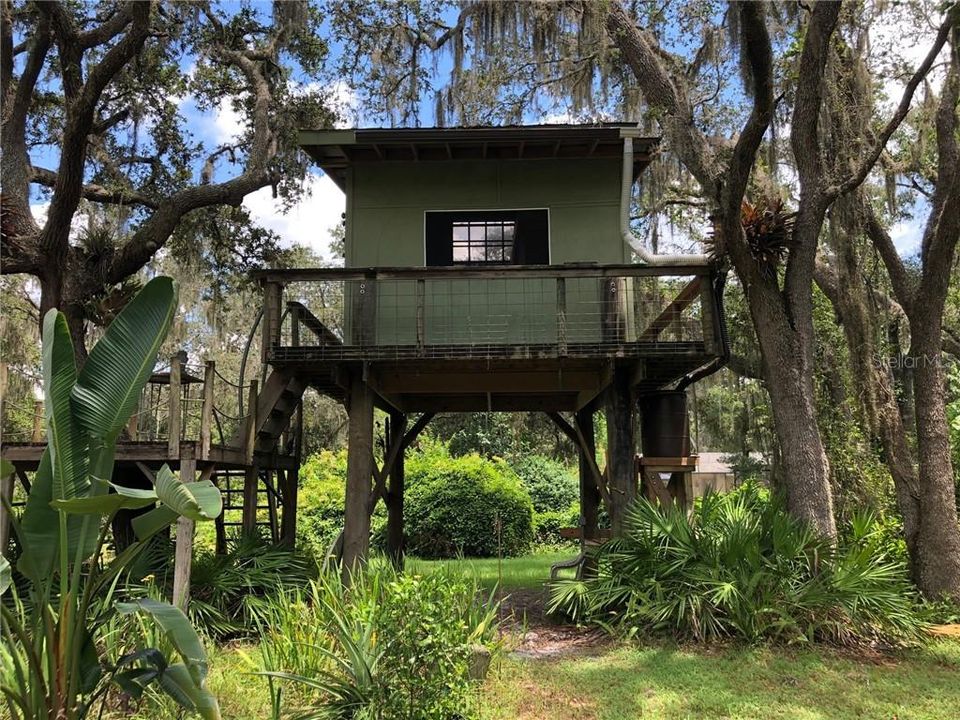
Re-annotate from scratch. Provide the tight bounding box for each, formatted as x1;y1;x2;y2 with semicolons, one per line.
257;263;723;362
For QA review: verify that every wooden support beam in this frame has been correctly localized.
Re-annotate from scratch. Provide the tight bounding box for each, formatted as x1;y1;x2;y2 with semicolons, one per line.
173;453;197;611
280;465;299;548
546;411;610;507
700;276;720;355
167;354;182;458
241;465;259;537
0;463;13;559
343;374;374;582
556;277;567;356
262;282;283;365
265;469;280;543
200;361;214;461
605;368;637;535
386;410;406;569
639;277;703;341
576;408;600;577
244;379;258;461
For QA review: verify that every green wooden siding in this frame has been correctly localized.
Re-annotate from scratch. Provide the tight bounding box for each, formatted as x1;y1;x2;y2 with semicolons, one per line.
341;157;629;346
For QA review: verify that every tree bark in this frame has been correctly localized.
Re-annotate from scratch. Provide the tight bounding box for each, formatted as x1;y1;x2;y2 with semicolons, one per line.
910;321;960;598
752;299;836;536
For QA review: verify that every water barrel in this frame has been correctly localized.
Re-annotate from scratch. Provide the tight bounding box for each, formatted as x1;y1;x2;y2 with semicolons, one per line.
638;391;690;458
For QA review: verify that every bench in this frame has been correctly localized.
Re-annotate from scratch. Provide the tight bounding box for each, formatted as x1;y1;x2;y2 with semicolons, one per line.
550;528;611;580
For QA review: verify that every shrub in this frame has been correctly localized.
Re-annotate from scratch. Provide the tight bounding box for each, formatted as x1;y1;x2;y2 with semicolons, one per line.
256;564;501;720
187;536;314;639
533;503;581;546
509;454;578;513
297;450;350;557
297;449;388;561
549;484;925;646
405;446;534;558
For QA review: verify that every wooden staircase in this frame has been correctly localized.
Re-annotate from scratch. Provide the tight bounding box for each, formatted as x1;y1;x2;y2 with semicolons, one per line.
215;368;306;548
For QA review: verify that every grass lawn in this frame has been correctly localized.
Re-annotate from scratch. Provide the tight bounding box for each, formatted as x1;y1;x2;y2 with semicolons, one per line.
482;640;960;720
407;550;575;591
119;553;960;720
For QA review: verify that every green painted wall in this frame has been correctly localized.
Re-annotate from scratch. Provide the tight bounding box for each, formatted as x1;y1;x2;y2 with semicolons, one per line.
340;157;629;346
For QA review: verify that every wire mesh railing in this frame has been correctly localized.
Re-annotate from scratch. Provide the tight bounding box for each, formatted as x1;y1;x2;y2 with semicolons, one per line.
262;264;718;362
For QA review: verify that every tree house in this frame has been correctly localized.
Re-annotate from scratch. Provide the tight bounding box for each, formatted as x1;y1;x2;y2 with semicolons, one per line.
259;124;728;574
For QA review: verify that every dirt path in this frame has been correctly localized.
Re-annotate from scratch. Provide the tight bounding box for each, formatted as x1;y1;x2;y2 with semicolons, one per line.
495;587;611;659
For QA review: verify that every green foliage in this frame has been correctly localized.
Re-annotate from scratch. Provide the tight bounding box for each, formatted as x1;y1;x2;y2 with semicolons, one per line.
0;278;221;719
187;536;314;640
255;565;500;720
509;454;578;514
405;445;534;558
297;450;350;557
549;485;925;645
532;504;581;547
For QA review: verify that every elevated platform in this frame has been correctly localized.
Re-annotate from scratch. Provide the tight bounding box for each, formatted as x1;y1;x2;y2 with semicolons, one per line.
257;262;726;413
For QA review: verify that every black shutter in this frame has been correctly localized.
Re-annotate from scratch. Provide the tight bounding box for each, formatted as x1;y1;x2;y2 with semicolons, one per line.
425;212;455;266
424;209;549;266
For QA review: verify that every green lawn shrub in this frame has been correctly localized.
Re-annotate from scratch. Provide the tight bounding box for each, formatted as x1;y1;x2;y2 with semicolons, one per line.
532;503;581;546
255;564;501;720
297;449;385;560
405;445;534;558
549;483;925;645
509;454;578;513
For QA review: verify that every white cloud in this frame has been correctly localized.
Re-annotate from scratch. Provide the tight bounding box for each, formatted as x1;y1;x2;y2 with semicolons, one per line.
243;172;345;260
890;219;922;257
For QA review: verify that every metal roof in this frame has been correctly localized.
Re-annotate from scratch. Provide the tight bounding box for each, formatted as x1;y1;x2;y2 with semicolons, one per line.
299;124;660;191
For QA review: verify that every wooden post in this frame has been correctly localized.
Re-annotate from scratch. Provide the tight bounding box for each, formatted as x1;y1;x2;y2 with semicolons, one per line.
242;465;259;537
575;407;600;578
200;361;215;461
262;282;283;365
699;274;719;354
575;408;600;541
266;470;279;543
601;277;626;344
343;373;374;582
605;368;637;536
127;408;139;440
415;278;425;355
386;411;406;569
167;354;182;458
280;465;299;548
290;305;301;347
556;277;567;356
355;277;378;346
244;379;259;460
0;463;13;559
31;400;43;442
173;453;197;611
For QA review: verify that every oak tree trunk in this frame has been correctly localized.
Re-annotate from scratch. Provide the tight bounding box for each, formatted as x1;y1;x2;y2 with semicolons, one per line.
910;320;960;599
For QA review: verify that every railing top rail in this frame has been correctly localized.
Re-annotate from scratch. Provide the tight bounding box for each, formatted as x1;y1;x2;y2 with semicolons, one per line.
254;262;714;284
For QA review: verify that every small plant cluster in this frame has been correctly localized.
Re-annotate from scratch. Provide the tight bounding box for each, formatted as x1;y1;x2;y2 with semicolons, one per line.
253;564;500;720
187;536;315;640
549;484;926;646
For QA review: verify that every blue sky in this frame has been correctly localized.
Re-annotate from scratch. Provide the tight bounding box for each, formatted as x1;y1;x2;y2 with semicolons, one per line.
24;1;941;264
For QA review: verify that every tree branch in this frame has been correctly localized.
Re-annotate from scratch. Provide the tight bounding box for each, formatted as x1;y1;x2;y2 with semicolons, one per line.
724;3;774;217
861;201;914;312
30;166;158;209
39;1;152;254
827;12;954;199
604;2;723;194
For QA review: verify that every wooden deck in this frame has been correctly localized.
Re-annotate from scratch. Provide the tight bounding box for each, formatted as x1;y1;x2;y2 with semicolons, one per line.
258;262;726;412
